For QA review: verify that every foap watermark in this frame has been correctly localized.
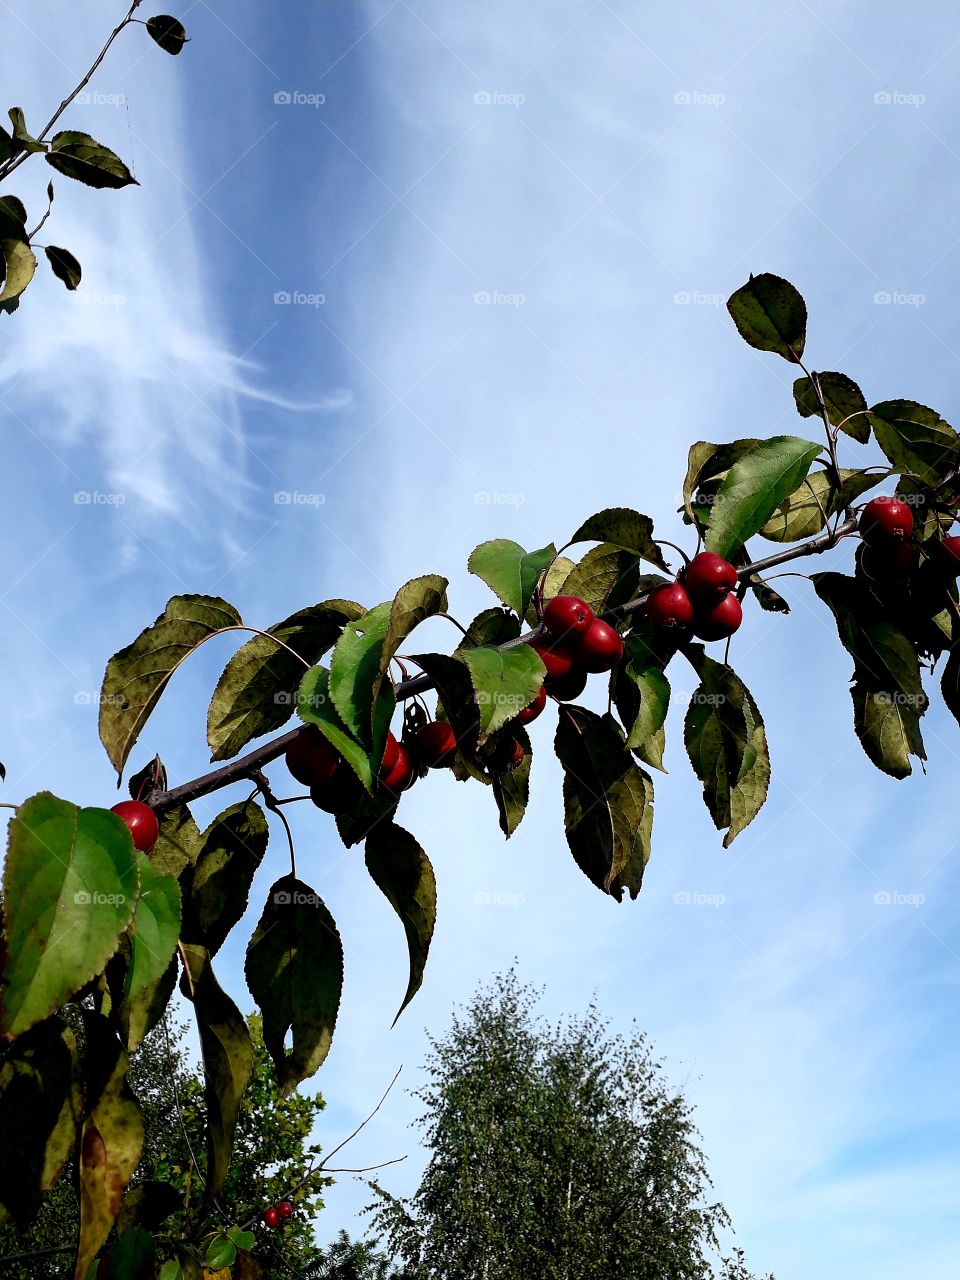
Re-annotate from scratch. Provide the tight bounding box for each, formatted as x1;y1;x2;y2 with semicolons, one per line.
874;290;925;307
674;90;725;107
274;490;326;506
274;889;324;906
74;691;126;707
74;491;126;506
674;890;726;907
474;490;525;506
674;290;723;307
74;891;126;906
274;90;326;107
274;290;325;306
873;890;925;907
76;90;127;107
473;890;525;908
873;690;926;709
874;90;925;107
473;90;525;107
690;691;727;708
473;290;525;307
76;292;125;306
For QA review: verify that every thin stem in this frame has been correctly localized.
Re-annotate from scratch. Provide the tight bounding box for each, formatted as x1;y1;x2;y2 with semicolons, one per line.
437;611;473;642
252;768;297;878
652;539;690;568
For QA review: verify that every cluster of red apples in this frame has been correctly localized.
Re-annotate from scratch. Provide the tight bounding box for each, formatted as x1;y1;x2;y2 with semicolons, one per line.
261;1199;294;1229
857;494;960;582
644;552;743;639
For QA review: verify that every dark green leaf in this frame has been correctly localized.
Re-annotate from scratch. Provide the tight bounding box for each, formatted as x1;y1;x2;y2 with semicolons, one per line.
46;130;138;189
365;824;436;1024
726;271;806;361
116;1179;180;1233
704;435;822;557
7;108;45;154
409;653;485;777
793;371;870;442
99;594;241;780
377;575;448;706
682;439;763;527
459;644;545;742
150;803;201;881
44;245;81;290
146;14;189;53
852;682;925;778
180;801;268;957
298;665;382;793
245;875;343;1094
568;508;668;571
561;546;654;615
812;572;925;698
759;467;883;542
554;706;652;900
0;195;26;238
454;607;521;654
105;1228;156;1280
491;725;531;837
207;599;362;761
1;794;138;1039
113;854;180;1052
868;399;960;489
328;601;391;750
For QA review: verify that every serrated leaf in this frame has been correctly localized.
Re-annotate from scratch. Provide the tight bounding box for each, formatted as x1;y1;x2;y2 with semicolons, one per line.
683;649;770;846
868;399;960;489
0;1017;81;1223
150;804;201;881
560;546;654;615
365;824;436;1024
180;802;268;957
334;786;398;848
812;572;925;698
455;607;521;653
622;661;670;768
328;601;392;750
76;1013;144;1280
298;666;381;793
793;371;870;442
115;854;180;1051
525;556;577;626
44;245;81;290
852;682;925;778
568;507;668;571
7;107;45;154
377;575;448;705
408;653;485;776
99;594;241;779
458;644;545;742
206;600;362;761
203;1233;237;1271
245;875;343;1094
467;540;557;618
0;238;37;314
0;794;138;1039
180;944;254;1205
727;271;806;361
46;130;137;189
704;435;822;557
491;725;531;837
554;706;652;900
760;466;885;542
682;438;763;527
146;14;189;53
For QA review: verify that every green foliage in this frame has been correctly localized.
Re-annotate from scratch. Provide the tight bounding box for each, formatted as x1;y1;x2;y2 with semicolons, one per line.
568;506;669;570
792;370;869;442
365;824;437;1024
703;436;822;557
467;539;556;617
726;270;806;361
369;970;773;1280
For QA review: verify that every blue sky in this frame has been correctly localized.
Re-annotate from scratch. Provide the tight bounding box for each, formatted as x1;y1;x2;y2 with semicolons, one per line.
3;1;960;1275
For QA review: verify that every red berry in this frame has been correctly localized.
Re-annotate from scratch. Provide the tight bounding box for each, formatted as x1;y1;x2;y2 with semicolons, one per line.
646;582;694;628
933;535;960;575
573;619;623;673
263;1206;280;1229
693;593;742;641
491;737;525;773
277;1200;293;1220
541;595;594;641
545;666;588;702
310;761;363;814
285;726;339;787
859;495;914;545
381;742;416;794
530;636;575;680
416;721;457;768
682;552;738;603
110;801;159;854
517;686;547;724
379;731;400;776
861;542;913;582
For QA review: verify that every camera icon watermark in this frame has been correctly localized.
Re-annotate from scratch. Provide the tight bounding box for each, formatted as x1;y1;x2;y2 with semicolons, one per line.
274;90;325;107
473;90;525;107
273;290;325;306
274;491;326;506
74;891;126;906
873;890;925;907
873;290;925;307
274;888;322;906
873;90;925;107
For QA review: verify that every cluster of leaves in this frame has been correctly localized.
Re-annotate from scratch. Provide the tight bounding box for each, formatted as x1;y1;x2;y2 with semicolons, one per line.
0;8;187;313
1;269;957;1275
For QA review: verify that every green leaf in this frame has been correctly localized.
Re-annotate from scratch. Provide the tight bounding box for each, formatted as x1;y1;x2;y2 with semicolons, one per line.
365;824;436;1024
812;572;925;699
115;854;180;1052
227;1226;255;1251
561;546;654;615
568;507;669;571
298;666;381;793
682;649;770;847
150;804;201;881
793;371;870;442
117;1178;181;1234
726;271;806;361
328;601;392;750
335;787;399;848
99;594;241;779
468;540;556;618
704;435;822;558
868;399;960;489
146;14;189;54
554;706;653;900
203;1233;237;1270
105;1228;156;1280
179;944;254;1205
44;245;81;290
76;1013;144;1280
7;108;45;154
526;556;577;625
759;467;884;542
682;438;763;527
377;575;448;704
0;1017;81;1223
180;802;269;957
852;682;925;779
408;653;484;776
458;644;546;742
621;651;670;768
0;238;37;314
0;195;27;238
0;794;138;1039
45;130;138;189
245;875;343;1094
206;599;362;761
491;725;531;837
455;607;521;653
